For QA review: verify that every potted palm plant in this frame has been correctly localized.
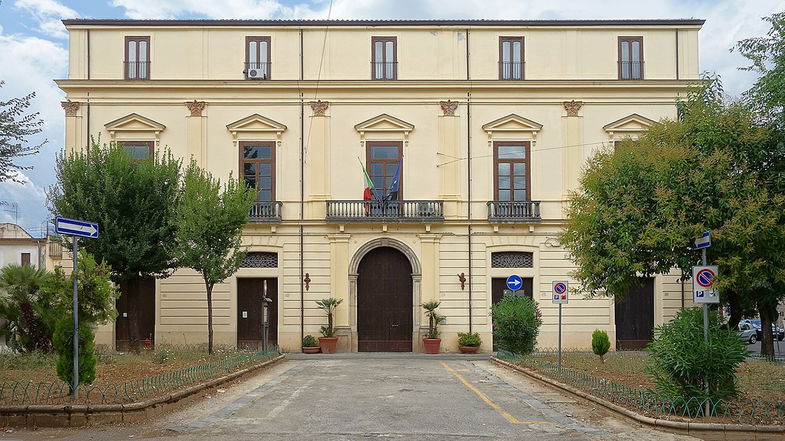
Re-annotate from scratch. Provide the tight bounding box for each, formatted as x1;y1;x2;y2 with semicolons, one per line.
457;332;482;353
315;297;343;354
422;300;445;354
302;335;320;354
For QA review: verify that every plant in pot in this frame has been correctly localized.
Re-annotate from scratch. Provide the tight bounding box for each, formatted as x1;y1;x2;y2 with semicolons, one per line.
422;301;445;354
457;332;482;354
302;335;320;354
315;297;343;354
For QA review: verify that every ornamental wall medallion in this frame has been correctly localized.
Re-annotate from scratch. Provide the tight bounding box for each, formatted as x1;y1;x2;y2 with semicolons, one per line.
563;100;583;117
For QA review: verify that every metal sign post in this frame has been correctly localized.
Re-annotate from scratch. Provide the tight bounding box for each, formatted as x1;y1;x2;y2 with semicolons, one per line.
55;217;100;400
552;281;569;369
692;231;716;416
262;280;269;352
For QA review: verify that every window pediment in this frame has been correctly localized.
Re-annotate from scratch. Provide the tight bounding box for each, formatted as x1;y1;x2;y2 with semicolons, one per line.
482;114;543;134
105;113;165;133
354;114;414;136
603;113;656;135
226;114;287;135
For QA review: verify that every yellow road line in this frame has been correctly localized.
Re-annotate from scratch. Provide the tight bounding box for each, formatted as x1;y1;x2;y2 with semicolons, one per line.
439;361;547;425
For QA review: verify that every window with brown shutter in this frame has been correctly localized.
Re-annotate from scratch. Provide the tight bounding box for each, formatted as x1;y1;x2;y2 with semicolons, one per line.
618;36;644;80
372;37;397;80
125;36;150;80
499;37;524;80
494;141;530;201
245;36;271;79
367;141;402;199
21;253;30;266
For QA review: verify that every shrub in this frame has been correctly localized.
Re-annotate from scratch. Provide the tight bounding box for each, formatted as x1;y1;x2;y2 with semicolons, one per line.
491;295;542;355
457;332;482;347
302;335;319;347
53;316;97;390
647;307;747;403
0;264;62;352
592;329;611;362
422;301;445;339
316;298;343;338
152;347;174;364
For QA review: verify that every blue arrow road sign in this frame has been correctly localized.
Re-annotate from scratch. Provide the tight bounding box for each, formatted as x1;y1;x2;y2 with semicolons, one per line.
693;231;711;249
506;275;523;291
55;217;99;239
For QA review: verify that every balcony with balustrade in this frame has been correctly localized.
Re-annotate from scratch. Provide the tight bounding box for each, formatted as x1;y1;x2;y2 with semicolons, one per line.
487;200;541;223
326;200;444;223
248;201;283;223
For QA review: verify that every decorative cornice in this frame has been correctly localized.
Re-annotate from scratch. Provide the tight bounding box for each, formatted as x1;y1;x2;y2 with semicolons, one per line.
61;100;80;117
563;100;583;117
309;100;329;117
185;100;206;117
439;100;459;116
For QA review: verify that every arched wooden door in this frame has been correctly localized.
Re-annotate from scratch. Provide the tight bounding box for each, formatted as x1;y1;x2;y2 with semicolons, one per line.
357;247;413;352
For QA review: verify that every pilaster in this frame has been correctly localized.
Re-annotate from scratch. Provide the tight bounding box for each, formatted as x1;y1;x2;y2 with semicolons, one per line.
438;100;461;217
185;100;207;166
562;100;584;198
61;101;83;153
307;101;331;219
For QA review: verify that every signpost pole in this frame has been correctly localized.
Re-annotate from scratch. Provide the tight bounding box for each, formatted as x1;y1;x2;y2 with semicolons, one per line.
701;246;709;416
558;303;562;370
262;280;269;352
72;236;79;400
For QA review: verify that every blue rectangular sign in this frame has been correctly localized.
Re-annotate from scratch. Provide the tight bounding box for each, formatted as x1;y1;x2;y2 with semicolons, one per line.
55;217;99;239
693;231;711;249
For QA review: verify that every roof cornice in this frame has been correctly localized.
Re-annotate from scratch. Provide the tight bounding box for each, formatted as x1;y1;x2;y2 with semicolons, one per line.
61;18;706;28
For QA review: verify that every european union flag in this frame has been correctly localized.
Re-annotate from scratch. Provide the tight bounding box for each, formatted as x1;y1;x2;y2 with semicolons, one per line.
385;161;401;201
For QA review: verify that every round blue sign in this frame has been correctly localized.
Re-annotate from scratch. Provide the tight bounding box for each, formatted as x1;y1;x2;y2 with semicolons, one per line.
506;275;523;291
554;282;567;294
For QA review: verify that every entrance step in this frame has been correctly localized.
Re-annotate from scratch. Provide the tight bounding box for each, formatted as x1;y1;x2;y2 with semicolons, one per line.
285;352;491;360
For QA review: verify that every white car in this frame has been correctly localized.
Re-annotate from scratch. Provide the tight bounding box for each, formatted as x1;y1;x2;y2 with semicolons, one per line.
737;322;757;344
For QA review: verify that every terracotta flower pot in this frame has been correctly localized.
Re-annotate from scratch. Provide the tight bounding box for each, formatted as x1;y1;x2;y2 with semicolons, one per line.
318;336;338;354
302;346;320;354
423;338;441;354
459;345;479;354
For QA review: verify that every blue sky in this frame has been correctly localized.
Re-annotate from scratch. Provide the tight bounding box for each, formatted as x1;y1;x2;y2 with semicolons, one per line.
0;0;783;237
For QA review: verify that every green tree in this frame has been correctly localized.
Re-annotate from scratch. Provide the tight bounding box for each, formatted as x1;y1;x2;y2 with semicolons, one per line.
0;264;60;351
49;139;182;282
491;295;542;355
53;316;96;391
0;81;45;182
174;161;254;354
561;78;785;356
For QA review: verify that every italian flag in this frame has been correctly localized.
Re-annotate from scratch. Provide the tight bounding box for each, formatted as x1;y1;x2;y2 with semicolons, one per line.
359;158;374;201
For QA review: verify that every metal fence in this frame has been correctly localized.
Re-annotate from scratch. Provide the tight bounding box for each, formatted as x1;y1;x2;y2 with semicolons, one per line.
0;347;279;406
495;350;785;425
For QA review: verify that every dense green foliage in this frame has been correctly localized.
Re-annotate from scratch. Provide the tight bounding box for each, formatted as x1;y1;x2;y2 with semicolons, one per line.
0;265;60;351
647;308;747;402
491;296;542;355
174;161;255;353
422;300;445;339
302;335;319;347
316;298;343;338
457;332;482;347
49;139;182;282
0;80;44;182
591;329;611;362
53;315;97;389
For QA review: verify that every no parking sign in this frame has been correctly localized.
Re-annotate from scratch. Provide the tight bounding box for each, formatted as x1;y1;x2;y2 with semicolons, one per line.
692;265;719;304
552;281;569;304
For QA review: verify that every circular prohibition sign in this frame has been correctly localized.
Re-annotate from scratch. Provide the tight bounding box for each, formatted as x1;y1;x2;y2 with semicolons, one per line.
554;282;567;294
696;269;716;288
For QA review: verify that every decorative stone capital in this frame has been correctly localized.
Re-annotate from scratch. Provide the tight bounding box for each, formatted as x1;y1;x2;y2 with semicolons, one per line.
185;100;206;117
563;100;583;117
61;100;80;117
439;100;459;116
309;100;329;117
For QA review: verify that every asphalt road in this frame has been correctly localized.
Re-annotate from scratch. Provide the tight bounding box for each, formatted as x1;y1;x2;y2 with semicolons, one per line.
2;356;698;441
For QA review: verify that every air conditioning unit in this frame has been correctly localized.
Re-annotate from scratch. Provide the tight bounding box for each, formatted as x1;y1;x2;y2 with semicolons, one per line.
247;69;268;80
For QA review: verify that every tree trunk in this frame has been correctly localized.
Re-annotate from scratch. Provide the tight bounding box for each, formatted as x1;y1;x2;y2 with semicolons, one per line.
726;290;743;330
760;304;777;358
205;279;214;355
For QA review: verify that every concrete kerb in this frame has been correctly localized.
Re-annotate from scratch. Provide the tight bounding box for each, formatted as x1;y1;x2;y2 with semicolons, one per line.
490;356;785;438
0;353;285;428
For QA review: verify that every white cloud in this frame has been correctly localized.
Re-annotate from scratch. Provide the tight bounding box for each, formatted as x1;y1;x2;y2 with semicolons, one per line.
0;171;51;236
111;0;292;19
13;0;77;39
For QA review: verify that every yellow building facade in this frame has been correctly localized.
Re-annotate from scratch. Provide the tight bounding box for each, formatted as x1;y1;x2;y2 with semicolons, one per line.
57;19;703;353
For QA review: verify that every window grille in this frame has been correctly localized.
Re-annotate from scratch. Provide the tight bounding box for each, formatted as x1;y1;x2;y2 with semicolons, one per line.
240;252;278;268
491;252;533;268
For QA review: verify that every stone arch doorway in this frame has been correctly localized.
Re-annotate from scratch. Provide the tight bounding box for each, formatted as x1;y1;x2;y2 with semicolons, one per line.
349;238;421;352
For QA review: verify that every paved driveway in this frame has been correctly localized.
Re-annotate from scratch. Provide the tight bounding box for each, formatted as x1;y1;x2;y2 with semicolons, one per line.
2;356;697;441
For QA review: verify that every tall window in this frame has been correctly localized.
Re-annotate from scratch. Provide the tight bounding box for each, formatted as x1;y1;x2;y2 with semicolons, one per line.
241;142;275;201
372;37;397;80
367;141;402;199
119;141;153;161
125;36;150;80
619;36;643;80
20;253;30;266
246;36;271;79
494;141;530;201
499;37;524;80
